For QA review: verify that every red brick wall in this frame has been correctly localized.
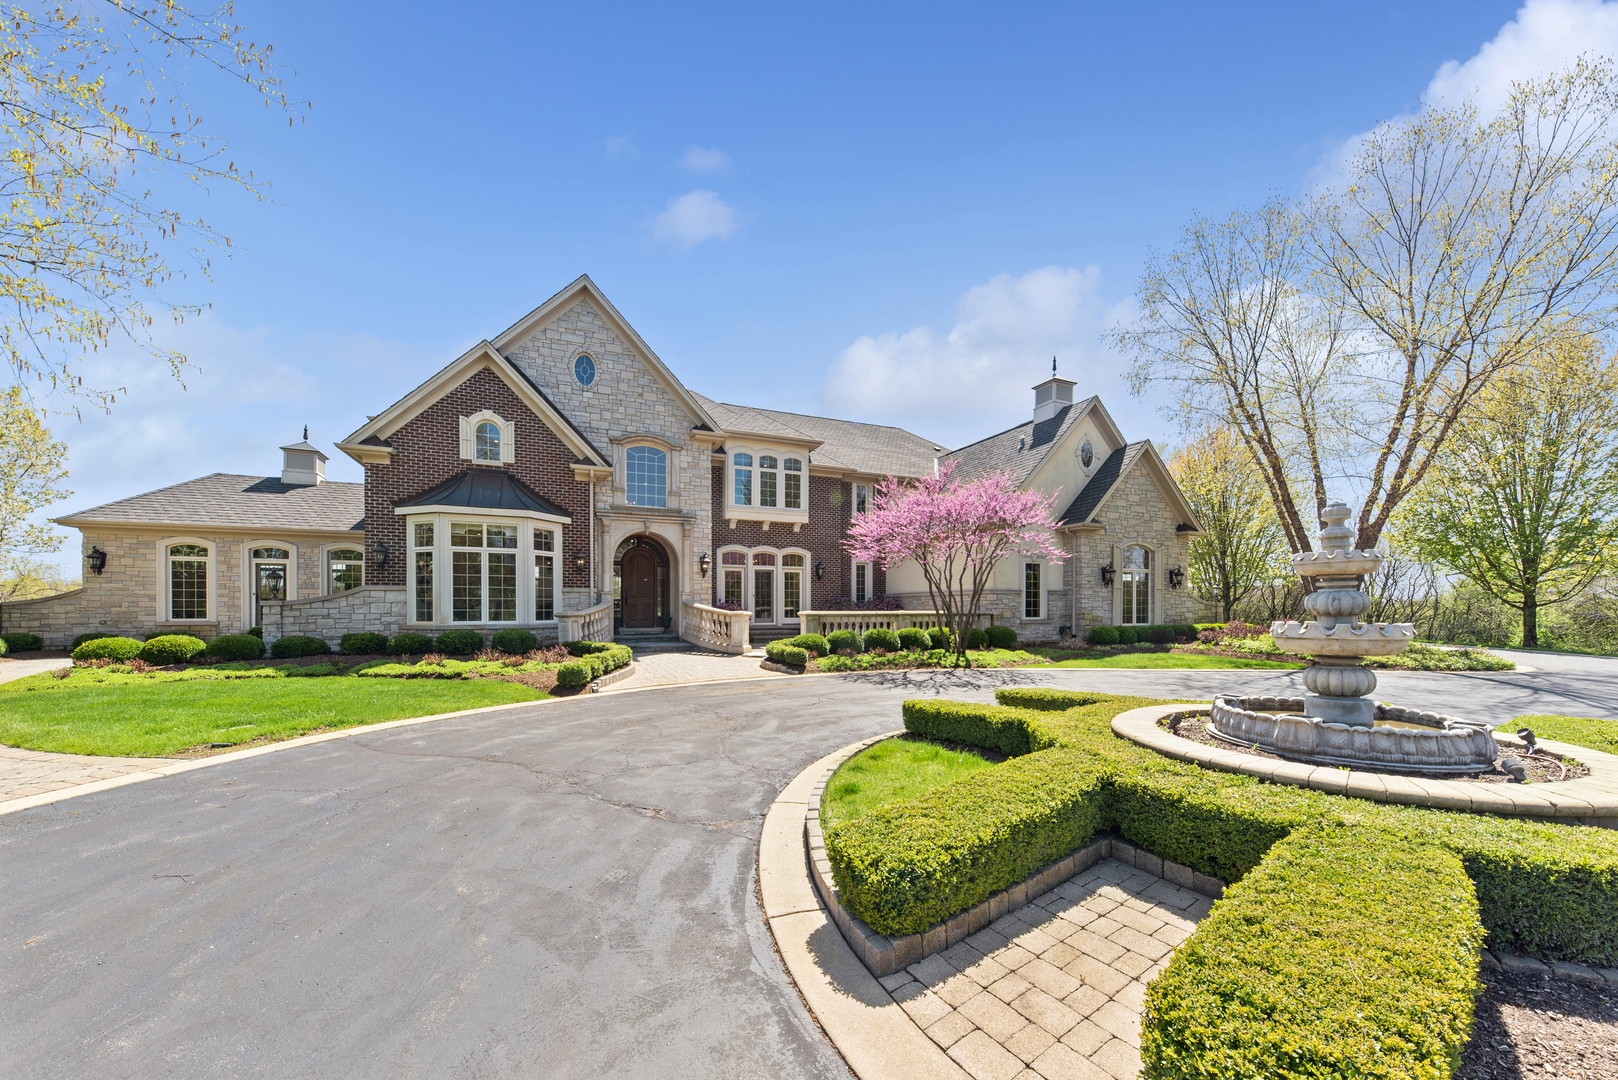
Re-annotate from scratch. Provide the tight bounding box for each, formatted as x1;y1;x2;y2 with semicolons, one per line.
706;468;886;607
364;367;591;588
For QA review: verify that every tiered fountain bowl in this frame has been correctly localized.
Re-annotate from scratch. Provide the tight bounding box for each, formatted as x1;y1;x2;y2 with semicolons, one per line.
1208;503;1498;775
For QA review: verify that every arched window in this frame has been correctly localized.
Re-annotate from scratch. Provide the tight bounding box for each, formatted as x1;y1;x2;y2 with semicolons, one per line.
1121;545;1152;625
732;453;753;506
475;421;501;462
626;445;667;507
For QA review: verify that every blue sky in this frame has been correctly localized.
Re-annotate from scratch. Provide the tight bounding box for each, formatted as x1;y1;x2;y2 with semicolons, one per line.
38;0;1616;573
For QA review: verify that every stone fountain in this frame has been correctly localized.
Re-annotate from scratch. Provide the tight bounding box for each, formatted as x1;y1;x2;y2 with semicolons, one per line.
1208;503;1498;774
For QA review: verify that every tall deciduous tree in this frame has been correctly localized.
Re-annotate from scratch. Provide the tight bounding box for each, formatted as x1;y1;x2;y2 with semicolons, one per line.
0;2;298;408
0;385;70;600
846;465;1065;661
1118;60;1618;552
1167;428;1289;620
1397;330;1618;648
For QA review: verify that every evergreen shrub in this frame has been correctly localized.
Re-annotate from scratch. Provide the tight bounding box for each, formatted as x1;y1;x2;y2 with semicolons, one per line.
863;627;901;652
1087;625;1120;646
1116;627;1139;646
269;635;330;659
897;627;931;652
826;629;860;655
0;632;43;652
203;634;266;661
71;632;114;650
72;636;143;661
966;627;988;649
339;632;390;655
137;634;207;665
386;632;435;655
927;627;952;650
765;641;808;667
433;629;484;654
787;632;830;656
491;628;538;655
984;624;1018;649
1149;626;1174;645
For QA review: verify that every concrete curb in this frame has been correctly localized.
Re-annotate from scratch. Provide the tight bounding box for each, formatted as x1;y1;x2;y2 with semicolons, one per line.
1113;704;1618;827
758;736;970;1080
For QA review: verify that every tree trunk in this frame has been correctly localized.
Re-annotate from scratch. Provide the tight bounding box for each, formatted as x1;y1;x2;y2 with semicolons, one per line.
1522;591;1539;649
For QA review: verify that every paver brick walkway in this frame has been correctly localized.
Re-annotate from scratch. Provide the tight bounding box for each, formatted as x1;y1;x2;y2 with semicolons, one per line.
878;858;1209;1080
0;744;177;803
603;649;787;692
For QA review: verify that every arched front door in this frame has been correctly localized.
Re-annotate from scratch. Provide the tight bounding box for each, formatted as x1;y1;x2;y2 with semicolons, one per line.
615;536;669;630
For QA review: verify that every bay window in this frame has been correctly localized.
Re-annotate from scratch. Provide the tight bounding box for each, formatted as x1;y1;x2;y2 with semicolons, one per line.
783;458;802;509
534;529;556;621
413;522;435;623
733;453;752;506
407;514;563;625
758;456;778;507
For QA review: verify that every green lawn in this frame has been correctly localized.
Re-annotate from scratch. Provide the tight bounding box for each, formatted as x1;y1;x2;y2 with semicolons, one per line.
1508;714;1618;755
1022;650;1303;670
0;673;547;757
821;736;992;827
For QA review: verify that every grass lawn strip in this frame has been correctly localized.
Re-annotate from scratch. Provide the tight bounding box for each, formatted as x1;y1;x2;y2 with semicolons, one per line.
1028;651;1302;670
0;673;546;756
1509;713;1618;755
819;735;995;827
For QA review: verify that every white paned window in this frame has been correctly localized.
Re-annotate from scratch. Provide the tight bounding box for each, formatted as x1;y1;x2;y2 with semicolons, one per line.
752;551;776;620
721;550;746;606
732;453;752;506
783;458;803;509
853;561;870;604
854;484;868;515
329;548;364;593
758;456;778;508
782;553;805;619
1024;562;1042;619
167;543;209;620
413;522;434;623
534;529;556;621
475;421;501;462
626;446;668;508
1121;545;1151;625
448;522;519;623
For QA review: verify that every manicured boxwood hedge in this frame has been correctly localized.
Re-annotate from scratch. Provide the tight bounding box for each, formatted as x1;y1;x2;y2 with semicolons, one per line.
386;632;435;656
555;641;634;688
897;627;931;652
826;629;859;655
204;633;266;661
0;632;43;652
1087;625;1120;645
862;627;901;653
1142;825;1483;1080
491;628;538;655
433;629;483;654
764;640;808;667
137;634;207;665
984;624;1018;649
784;632;830;656
70;632;115;650
269;634;330;659
340;632;390;655
71;636;144;661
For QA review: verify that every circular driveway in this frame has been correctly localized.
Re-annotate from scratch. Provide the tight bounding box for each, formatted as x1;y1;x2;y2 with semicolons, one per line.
1;664;1613;1079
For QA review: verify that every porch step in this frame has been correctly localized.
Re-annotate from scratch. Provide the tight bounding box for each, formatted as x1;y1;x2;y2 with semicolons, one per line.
750;626;802;644
614;632;694;656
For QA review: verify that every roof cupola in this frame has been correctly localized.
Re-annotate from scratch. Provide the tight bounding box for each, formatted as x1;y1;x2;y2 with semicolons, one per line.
1032;356;1075;424
280;426;328;487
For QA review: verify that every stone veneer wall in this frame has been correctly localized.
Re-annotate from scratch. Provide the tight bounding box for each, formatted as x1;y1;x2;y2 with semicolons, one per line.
1073;464;1198;632
258;586;412;646
362;366;592;591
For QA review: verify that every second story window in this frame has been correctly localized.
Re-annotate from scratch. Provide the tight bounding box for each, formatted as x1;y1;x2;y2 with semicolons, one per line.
626;446;667;507
758;455;778;507
475;421;501;462
784;458;802;509
733;453;753;506
854;483;868;515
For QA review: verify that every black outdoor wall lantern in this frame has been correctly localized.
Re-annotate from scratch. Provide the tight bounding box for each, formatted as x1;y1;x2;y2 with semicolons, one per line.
1169;566;1186;589
698;552;710;578
374;542;390;570
574;554;588;570
86;547;107;575
814;561;824;581
1100;562;1115;588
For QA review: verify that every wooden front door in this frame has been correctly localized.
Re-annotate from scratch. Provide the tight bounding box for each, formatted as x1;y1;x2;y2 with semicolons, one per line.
621;546;658;628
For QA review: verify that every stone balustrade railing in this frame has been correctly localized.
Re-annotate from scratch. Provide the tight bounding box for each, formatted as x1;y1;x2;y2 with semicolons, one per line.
681;601;751;654
556;600;613;644
799;610;995;637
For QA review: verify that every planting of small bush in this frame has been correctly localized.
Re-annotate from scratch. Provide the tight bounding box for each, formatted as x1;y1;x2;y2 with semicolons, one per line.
966;627;988;649
0;632;43;652
71;632;115;651
787;632;830;656
247;625;264;639
1148;627;1174;645
897;627;931;652
862;627;901;653
984;624;1017;649
1116;627;1139;646
136;634;207;665
72;636;144;662
552;641;633;687
203;634;266;661
902;699;1048;757
434;629;484;654
1087;625;1120;646
0;637;7;656
555;660;592;687
269;635;330;659
386;632;435;655
491;628;538;655
1142;826;1482;1080
765;641;809;667
340;632;390;655
826;629;860;655
927;627;951;650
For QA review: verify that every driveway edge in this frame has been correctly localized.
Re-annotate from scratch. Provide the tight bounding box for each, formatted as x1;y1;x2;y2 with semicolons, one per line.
758;734;969;1080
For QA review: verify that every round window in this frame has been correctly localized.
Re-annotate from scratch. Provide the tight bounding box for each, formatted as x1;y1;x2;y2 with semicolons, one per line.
574;353;597;387
1080;439;1094;469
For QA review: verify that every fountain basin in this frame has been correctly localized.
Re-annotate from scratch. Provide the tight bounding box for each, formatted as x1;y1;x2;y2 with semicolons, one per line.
1209;695;1498;774
1291;549;1385;577
1271;620;1415;657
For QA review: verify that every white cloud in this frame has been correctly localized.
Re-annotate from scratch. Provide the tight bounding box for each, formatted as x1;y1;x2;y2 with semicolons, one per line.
680;146;731;173
820;266;1137;447
1424;0;1618;114
605;135;637;161
650;190;739;252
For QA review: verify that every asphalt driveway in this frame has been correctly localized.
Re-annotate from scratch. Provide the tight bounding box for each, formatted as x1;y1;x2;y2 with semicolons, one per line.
2;664;1614;1079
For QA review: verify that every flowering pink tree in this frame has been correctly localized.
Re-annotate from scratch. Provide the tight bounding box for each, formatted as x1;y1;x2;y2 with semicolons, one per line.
846;464;1067;661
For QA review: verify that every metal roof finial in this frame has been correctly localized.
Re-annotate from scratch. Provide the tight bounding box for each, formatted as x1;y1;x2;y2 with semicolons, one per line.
303;425;309;441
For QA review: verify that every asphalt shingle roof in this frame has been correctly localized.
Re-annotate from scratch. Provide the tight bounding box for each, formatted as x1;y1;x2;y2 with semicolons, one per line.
396;469;571;519
56;473;365;533
1058;441;1150;526
694;394;945;478
943;398;1096;487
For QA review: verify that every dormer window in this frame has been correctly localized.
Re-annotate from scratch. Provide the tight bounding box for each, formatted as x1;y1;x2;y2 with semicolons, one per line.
475;421;501;462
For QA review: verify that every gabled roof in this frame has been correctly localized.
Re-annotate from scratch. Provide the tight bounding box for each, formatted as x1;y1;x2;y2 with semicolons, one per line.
395;469;571;520
1057;441;1203;533
693;394;945;478
492;274;723;435
337;341;610;468
945;396;1102;486
55;474;364;533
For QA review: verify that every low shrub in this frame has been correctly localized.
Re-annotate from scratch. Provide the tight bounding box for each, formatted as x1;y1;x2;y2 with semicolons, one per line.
826;629;860;655
491;628;538;655
71;632;115;651
555;659;592;688
434;629;484;654
903;699;1048;757
269;635;330;659
1142;826;1482;1080
863;627;901;653
339;632;390;655
984;624;1018;650
1148;626;1174;645
1087;625;1120;646
72;635;143;662
765;641;808;667
247;625;264;639
386;631;435;656
927;627;952;650
787;632;830;656
0;637;6;656
966;628;988;649
0;632;43;652
203;633;266;661
1174;623;1197;641
1116;627;1139;646
897;627;931;652
136;634;207;665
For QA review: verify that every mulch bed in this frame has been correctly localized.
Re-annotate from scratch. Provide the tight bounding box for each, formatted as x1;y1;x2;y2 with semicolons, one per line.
1461;969;1618;1079
1163;712;1588;784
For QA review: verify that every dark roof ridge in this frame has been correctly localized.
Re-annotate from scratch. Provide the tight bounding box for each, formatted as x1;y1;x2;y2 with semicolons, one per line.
692;392;946;447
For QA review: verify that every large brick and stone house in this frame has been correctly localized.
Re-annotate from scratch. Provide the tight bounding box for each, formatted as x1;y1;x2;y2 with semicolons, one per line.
3;277;1203;649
